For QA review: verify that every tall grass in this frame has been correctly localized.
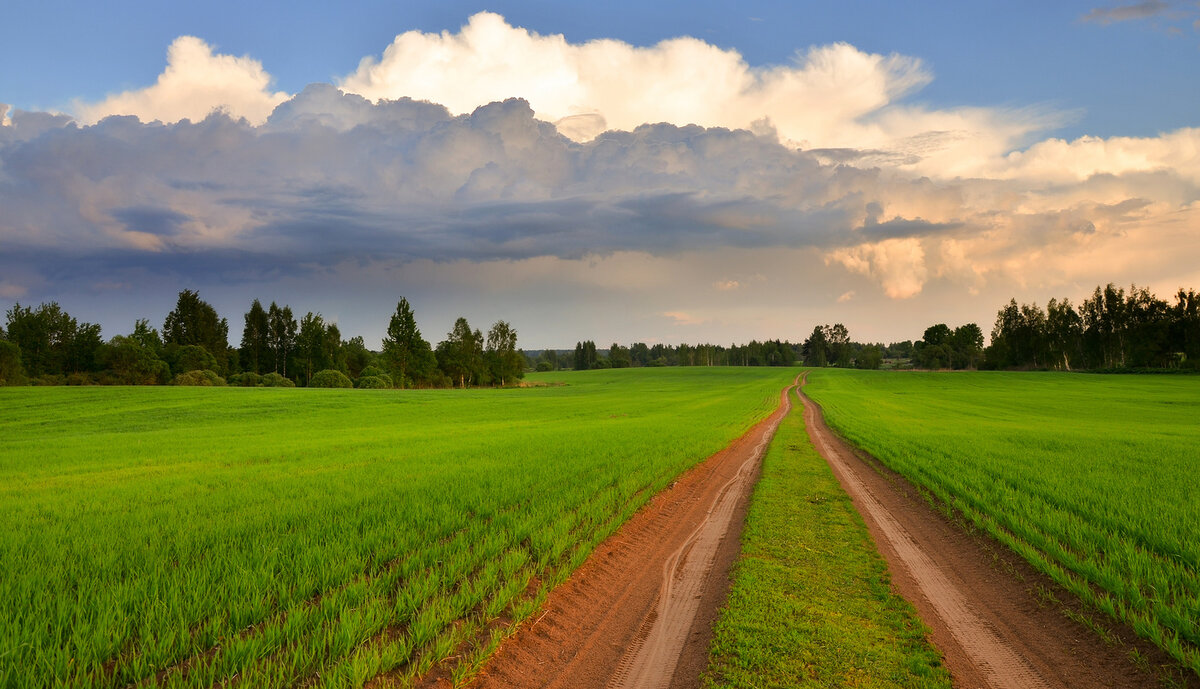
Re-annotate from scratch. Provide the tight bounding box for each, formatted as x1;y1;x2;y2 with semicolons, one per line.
0;367;794;689
804;369;1200;677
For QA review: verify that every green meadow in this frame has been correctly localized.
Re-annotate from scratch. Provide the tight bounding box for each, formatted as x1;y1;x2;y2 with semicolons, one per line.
0;367;794;689
803;369;1200;676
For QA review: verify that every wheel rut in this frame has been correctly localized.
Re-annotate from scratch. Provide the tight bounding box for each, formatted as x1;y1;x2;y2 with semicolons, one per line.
466;377;798;689
799;375;1188;689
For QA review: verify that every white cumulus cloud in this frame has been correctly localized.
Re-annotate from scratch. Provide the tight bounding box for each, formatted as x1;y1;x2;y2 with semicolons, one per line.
336;11;1050;177
75;36;290;125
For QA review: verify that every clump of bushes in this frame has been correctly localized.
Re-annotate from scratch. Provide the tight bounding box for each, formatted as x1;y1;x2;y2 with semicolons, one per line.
358;365;387;379
356;374;393;389
261;373;295;387
171;370;226;386
228;372;263;387
309;369;353;388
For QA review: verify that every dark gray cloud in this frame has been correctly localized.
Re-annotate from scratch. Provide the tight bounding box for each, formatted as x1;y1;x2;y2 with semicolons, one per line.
0;84;927;292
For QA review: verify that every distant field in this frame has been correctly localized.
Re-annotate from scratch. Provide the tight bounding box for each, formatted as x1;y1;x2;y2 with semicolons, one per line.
804;369;1200;676
0;367;793;689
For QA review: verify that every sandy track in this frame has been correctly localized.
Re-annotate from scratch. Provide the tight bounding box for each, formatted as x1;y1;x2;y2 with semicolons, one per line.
468;378;797;689
798;378;1186;689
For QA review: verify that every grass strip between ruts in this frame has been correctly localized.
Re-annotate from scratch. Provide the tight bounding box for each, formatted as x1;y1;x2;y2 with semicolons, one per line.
703;388;950;689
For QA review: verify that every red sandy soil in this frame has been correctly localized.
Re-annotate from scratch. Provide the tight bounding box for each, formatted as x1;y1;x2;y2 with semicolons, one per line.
465;378;798;689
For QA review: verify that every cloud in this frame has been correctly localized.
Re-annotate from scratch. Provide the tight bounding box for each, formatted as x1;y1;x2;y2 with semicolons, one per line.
837;290;855;303
663;311;705;326
0;282;27;299
75;36;290;125
335;12;1053;178
1082;1;1170;24
828;238;928;299
982;128;1200;184
4;84;1199;315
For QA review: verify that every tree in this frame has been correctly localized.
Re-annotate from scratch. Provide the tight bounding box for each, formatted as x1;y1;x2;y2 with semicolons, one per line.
163;290;229;372
167;345;219;376
343;336;373;378
1045;298;1082;371
855;344;883;370
103;334;169;385
573;341;598;370
802;326;828;366
267;302;297;377
240;299;269;375
0;340;25;385
486;320;523;386
381;298;432;388
130;319;163;355
5;301;100;377
1172;288;1200;368
608;342;632;369
437;317;484;388
951;323;984;370
296;312;329;386
986;299;1021;369
825;324;852;367
914;324;953;369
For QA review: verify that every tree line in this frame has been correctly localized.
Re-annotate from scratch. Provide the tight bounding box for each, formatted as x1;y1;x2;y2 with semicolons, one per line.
529;339;801;371
985;284;1199;371
795;283;1199;372
0;291;525;388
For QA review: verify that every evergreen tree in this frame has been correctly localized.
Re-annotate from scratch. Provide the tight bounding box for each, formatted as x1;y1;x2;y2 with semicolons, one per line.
381;298;431;388
240;299;269;375
163;290;229;372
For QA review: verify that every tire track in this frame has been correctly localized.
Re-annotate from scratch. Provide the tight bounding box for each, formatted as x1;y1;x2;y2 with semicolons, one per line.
607;383;793;689
799;375;1177;689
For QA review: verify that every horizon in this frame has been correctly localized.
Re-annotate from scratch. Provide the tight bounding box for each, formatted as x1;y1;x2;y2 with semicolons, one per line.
3;3;1199;349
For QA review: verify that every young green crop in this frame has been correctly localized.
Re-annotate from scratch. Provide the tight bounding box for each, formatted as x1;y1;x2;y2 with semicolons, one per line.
0;367;794;689
803;369;1200;678
704;388;950;688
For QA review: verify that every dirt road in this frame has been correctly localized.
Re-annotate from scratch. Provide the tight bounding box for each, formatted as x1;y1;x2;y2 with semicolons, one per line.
468;378;797;689
798;379;1188;689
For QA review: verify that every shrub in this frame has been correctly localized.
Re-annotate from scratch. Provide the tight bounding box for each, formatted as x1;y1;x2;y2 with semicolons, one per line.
66;372;100;386
30;374;66;386
228;372;264;387
261;372;295;387
359;365;387;379
168;345;219;377
356;374;392;389
535;361;553;372
309;369;353;388
171;370;226;386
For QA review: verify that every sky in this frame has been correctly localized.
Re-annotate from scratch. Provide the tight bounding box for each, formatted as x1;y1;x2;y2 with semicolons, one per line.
1;1;1199;348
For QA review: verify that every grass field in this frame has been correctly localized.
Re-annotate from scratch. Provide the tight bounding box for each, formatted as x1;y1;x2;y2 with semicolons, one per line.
0;367;794;689
803;369;1200;677
704;388;950;688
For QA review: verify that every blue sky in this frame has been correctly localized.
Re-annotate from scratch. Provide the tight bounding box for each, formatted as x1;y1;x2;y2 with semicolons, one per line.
1;2;1199;347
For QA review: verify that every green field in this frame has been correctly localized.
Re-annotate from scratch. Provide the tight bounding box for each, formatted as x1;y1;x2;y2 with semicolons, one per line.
803;369;1200;676
704;389;950;688
0;367;794;689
